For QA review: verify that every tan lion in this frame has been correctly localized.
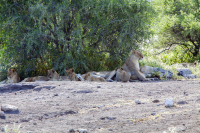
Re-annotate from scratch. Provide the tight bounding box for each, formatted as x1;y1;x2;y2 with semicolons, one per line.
116;68;131;82
65;68;80;81
22;76;49;82
105;50;147;81
121;50;147;81
5;69;20;84
47;69;70;81
84;72;106;82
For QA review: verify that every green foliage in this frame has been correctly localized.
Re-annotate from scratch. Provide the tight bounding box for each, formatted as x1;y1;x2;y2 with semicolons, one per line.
0;0;154;80
153;0;200;63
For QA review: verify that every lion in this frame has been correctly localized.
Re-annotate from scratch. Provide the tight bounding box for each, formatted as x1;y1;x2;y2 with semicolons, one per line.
105;50;148;81
121;50;148;81
65;68;81;81
140;66;155;78
84;72;106;82
116;68;131;82
22;76;49;82
47;69;70;81
5;69;20;84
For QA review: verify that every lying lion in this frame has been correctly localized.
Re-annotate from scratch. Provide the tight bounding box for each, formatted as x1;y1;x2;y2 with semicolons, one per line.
84;72;106;82
65;68;81;81
22;76;49;82
0;69;21;84
47;69;70;81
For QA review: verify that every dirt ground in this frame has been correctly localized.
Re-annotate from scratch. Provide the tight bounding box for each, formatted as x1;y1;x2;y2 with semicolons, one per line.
0;80;200;133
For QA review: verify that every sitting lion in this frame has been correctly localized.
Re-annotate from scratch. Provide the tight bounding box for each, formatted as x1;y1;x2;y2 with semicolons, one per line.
4;69;20;84
65;68;81;81
84;72;106;82
47;69;70;81
116;68;131;82
22;76;49;82
105;50;148;81
121;50;147;81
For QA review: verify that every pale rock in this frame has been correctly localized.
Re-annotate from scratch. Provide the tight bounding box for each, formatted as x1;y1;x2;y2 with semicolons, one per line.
135;100;141;104
1;104;18;111
77;129;88;133
165;99;174;107
0;111;5;117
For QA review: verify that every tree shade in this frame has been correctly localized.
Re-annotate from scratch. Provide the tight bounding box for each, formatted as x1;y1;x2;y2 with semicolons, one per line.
0;0;154;79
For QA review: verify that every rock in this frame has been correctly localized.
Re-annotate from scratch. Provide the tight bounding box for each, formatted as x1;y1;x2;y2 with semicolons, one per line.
97;86;101;88
177;69;194;78
77;129;88;133
165;99;174;107
27;132;33;133
135;100;141;104
1;104;18;111
155;68;173;78
0;111;5;117
177;101;188;105
1;127;5;132
187;74;197;79
184;92;188;96
100;116;116;120
152;100;160;103
54;93;58;96
108;128;113;131
151;112;156;116
69;129;76;133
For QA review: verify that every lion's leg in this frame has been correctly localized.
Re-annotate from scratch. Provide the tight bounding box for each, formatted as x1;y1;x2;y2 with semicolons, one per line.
134;70;148;81
105;70;116;81
130;75;139;80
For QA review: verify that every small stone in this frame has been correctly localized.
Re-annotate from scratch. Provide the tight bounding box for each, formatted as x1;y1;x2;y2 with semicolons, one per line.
152;100;160;103
177;101;188;105
184;92;188;96
108;128;113;131
1;104;18;111
165;99;174;107
56;103;59;106
33;122;37;125
27;132;33;133
98;126;102;129
1;128;5;132
77;129;88;133
0;111;5;117
69;129;76;133
135;100;141;104
97;86;101;88
54;93;58;96
151;112;156;116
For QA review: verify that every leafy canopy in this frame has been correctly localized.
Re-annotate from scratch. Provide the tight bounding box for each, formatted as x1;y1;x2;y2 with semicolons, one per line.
154;0;200;63
0;0;154;79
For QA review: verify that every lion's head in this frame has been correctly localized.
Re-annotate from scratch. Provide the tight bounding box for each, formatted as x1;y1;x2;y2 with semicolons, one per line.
7;69;17;79
47;69;56;79
65;68;75;76
65;68;80;81
6;68;20;83
84;73;91;81
131;50;143;60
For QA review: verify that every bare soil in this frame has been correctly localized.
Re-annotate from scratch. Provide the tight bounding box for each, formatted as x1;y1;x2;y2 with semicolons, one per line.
0;80;200;133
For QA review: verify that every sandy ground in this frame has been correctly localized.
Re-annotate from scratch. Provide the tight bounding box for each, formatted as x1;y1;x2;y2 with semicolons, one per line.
0;80;200;133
